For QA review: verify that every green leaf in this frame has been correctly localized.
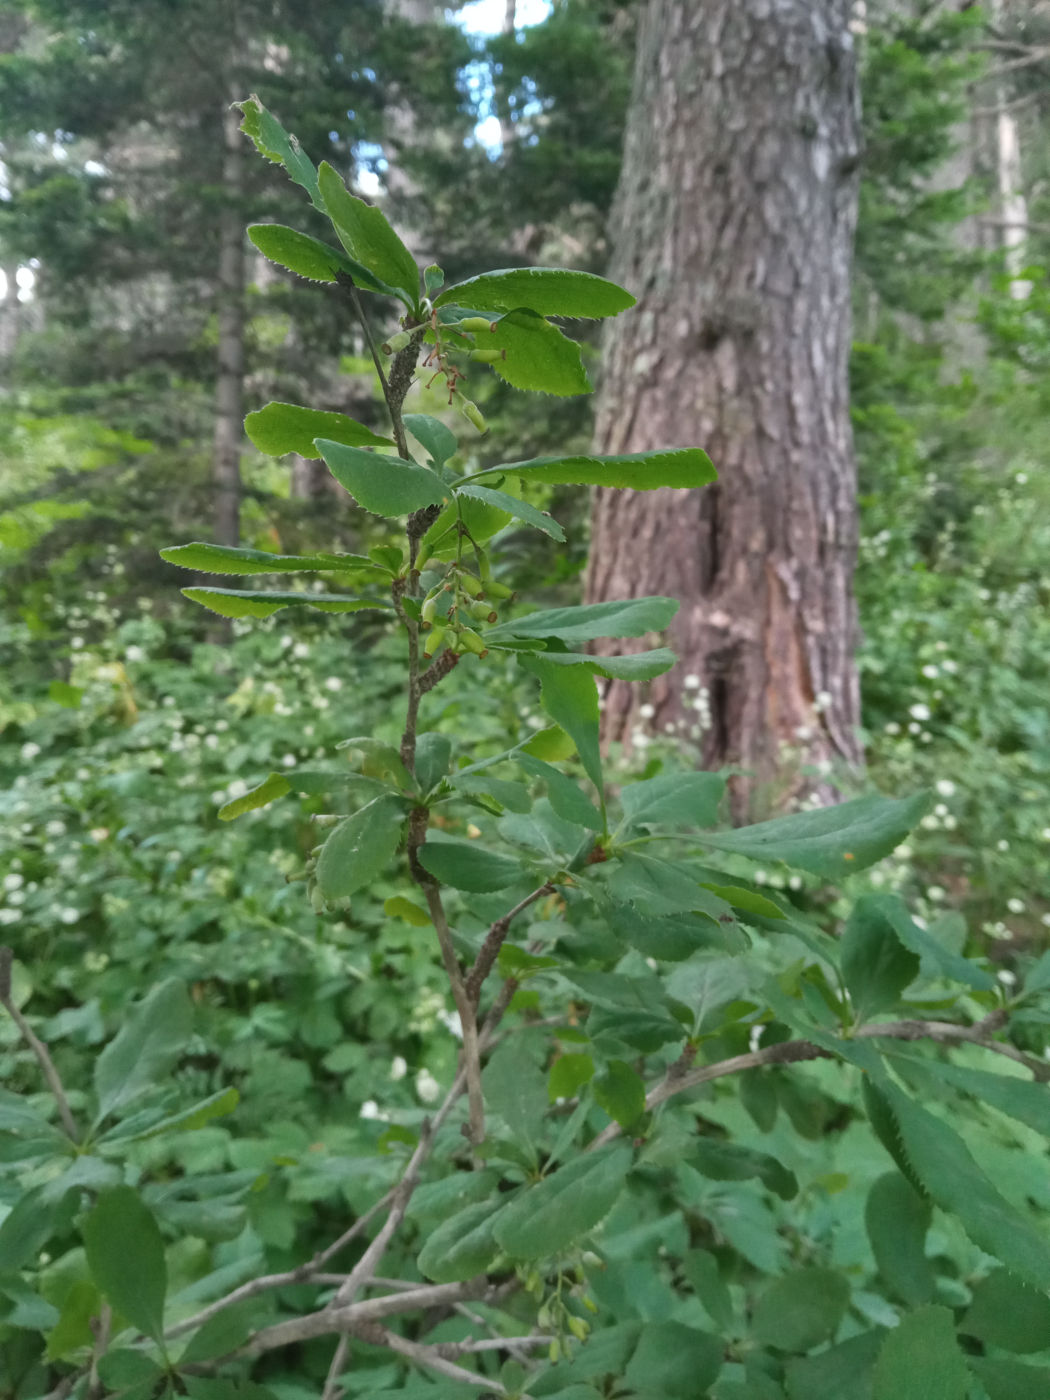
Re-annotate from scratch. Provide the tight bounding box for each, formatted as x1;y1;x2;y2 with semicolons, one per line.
489;596;678;647
247;224;354;284
415;732;452;794
967;1357;1050;1400
888;1052;1050;1139
508;648;677;682
218;773;291;822
785;1331;883;1400
44;1278;100;1361
863;894;995;991
682;1249;735;1331
751;1268;850;1352
97;1350;166;1391
493;1145;633;1259
606;900;746;961
865;1172;934;1307
95;979;193;1121
417;839;524;893
522;658;603;801
179;1298;259;1364
48;679;82;708
161;541;386;578
246;401;392;457
0;1187;66;1271
700;791;933;878
872;1305;969;1400
104;1087;239;1144
436;268;635;319
691;1138;797;1200
868;1079;1050;1289
317;161;419;305
467;446;716;491
416;1199;505;1283
620;771;725;829
404;413;459;469
485;309;590;395
316;440;448;516
549;1053;595;1103
407;1169;502;1225
518;754;603;830
623;1322;723;1397
699;884;784;921
961;1268;1050;1353
841;896;921;1021
236;97;321;207
483;1041;548;1146
458;483;565;541
82;1187;167;1344
593;1060;646;1131
181;587;390;620
384;895;431;927
315;795;406;902
338;735;414;788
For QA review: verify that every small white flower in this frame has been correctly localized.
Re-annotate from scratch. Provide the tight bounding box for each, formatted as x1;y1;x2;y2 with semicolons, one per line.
1042;913;1050;929
935;780;956;798
926;886;946;903
683;674;701;690
324;677;343;692
1015;471;1028;485
943;815;957;830
638;702;655;720
753;870;768;886
3;874;24;892
1007;898;1025;915
71;636;84;650
125;645;146;663
359;1099;382;1120
921;664;939;679
814;690;833;711
941;659;958;674
1041;829;1050;842
0;908;21;925
292;642;310;659
632;732;652;750
788;875;803;891
59;907;79;925
20;742;42;761
909;704;931;722
525;714;545;730
997;840;1010;852
389;1056;408;1082
415;1069;441;1104
45;820;66;837
281;754;296;768
204;734;219;749
226;779;248;800
998;969;1018;987
884;722;901;736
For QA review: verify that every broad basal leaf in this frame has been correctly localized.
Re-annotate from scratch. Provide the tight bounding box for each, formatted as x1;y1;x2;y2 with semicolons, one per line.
246;401;392;457
700;791;933;878
247;224;354;284
317;161;418;306
236;97;321;208
488;596;678;647
82;1187;167;1344
417;839;524;892
457;483;565;541
181;587;391;620
620;771;725;829
94;979;193;1122
316;440;448;516
465;446;716;491
161;541;387;578
435;267;635;319
315;794;406;902
493;1145;633;1259
872;1305;969;1400
487;309;590;396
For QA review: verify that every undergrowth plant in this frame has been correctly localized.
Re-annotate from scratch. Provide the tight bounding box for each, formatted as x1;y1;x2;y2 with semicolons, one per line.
5;97;1050;1400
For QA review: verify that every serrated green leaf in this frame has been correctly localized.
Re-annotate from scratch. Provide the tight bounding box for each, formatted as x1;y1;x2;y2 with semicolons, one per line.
417;839;524;892
44;1278;99;1361
593;1061;646;1131
161;541;386;578
179;1298;259;1364
181;587;390;620
682;1250;735;1331
751;1268;849;1352
888;1051;1050;1139
383;895;431;927
606;900;745;960
872;1305;968;1400
246;401;392;457
692;1138;797;1200
247;224;353;284
0;1187;66;1271
466;446;716;491
518;753;603;830
967;1356;1050;1400
483;1042;548;1146
549;1054;595;1103
863;893;995;991
404;413;459;468
97;1349;166;1390
493;1144;632;1259
489;596;678;647
785;1330;883;1400
407;1169;502;1224
316;795;406;901
624;1322;723;1397
316;440;448;516
506;648;677;681
701;791;933;878
841;896;921;1021
48;679;82;708
105;1087;239;1145
865;1172;934;1307
317;161;418;305
236;97;321;207
699;884;784;920
458;483;565;541
82;1187;167;1344
869;1079;1050;1289
416;1198;505;1283
522;657;603;801
415;732;452;794
961;1268;1050;1353
95;979;192;1121
620;771;725;829
484;308;590;395
436;267;635;319
218;773;291;821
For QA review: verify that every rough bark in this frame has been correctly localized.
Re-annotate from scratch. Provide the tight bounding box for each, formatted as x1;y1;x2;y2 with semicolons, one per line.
586;0;863;816
212;97;246;547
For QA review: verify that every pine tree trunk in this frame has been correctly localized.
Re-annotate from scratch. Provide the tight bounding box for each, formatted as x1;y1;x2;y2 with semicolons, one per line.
586;0;863;817
213;98;245;547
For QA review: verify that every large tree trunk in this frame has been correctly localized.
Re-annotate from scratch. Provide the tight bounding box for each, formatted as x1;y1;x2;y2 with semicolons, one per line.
212;97;246;547
586;0;863;817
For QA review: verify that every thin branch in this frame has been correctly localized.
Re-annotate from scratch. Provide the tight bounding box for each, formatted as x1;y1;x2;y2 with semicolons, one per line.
465;884;555;1005
978;215;1050;238
354;1321;508;1393
420;881;485;1147
321;1334;351;1400
0;946;79;1142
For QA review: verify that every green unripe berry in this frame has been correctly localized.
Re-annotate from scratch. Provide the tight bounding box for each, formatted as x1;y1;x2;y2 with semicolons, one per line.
459;398;487;434
468;348;506;364
381;330;413;354
458;316;496;333
456;627;489;658
469;599;498;623
456;571;485;598
423;625;446;657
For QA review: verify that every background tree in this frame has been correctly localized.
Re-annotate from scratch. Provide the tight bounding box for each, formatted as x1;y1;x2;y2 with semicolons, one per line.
585;0;864;816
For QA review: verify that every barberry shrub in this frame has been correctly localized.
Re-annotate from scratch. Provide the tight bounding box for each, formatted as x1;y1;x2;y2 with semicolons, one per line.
4;98;1050;1400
